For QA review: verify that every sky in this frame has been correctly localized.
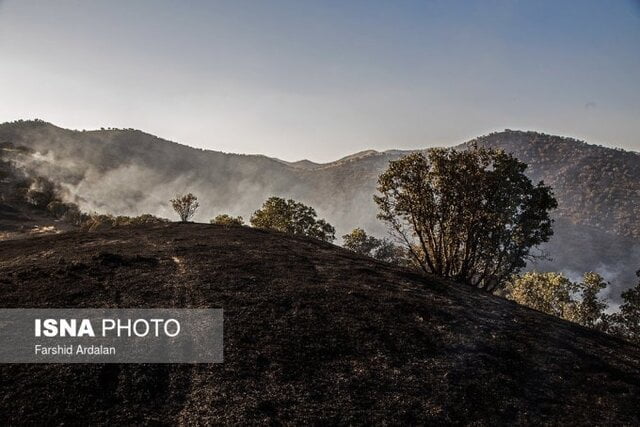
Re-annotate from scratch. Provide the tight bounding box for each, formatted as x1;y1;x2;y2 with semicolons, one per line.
0;0;639;162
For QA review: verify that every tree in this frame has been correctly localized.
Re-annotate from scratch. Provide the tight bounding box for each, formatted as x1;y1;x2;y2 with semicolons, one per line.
374;145;557;290
607;270;640;343
210;214;244;226
342;228;406;264
342;228;380;256
81;213;168;231
372;239;407;265
506;272;577;318
505;271;608;328
170;193;199;222
250;196;335;242
567;272;608;328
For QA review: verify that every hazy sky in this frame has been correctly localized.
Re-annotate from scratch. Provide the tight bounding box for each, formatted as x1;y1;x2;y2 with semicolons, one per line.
1;0;638;162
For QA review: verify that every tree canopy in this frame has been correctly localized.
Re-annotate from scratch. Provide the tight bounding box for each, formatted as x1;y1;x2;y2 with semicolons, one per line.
342;228;405;264
250;196;335;242
505;272;608;328
210;214;244;226
607;271;640;343
170;193;199;222
374;145;557;290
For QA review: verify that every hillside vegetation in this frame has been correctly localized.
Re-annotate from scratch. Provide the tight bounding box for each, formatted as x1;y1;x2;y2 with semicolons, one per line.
0;223;638;424
0;121;638;297
468;130;640;239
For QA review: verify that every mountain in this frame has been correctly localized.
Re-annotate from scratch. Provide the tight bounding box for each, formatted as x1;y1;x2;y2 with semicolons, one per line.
467;131;640;239
1;223;638;424
0;120;638;299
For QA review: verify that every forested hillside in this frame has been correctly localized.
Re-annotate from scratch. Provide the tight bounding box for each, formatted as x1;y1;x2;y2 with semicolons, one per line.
1;120;638;298
469;130;640;239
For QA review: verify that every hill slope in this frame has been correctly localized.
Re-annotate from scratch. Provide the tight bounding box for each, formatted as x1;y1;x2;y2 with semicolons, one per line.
0;224;639;424
467;131;640;239
1;121;638;297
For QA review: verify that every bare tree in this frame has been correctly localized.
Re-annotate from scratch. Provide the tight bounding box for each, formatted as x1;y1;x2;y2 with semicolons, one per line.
170;193;199;222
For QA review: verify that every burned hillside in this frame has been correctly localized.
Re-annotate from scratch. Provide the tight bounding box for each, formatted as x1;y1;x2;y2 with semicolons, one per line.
0;223;638;424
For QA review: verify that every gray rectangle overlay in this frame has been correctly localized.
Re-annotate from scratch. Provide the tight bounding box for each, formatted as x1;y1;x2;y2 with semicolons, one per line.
0;309;223;363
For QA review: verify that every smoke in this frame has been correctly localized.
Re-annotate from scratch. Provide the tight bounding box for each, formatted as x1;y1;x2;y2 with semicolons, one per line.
530;218;640;303
3;123;638;303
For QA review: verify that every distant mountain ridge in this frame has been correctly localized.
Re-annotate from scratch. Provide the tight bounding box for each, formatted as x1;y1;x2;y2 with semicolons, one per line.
276;149;386;170
0;120;638;298
467;131;640;239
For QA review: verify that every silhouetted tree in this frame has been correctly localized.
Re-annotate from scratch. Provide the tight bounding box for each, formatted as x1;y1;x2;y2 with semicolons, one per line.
374;145;557;290
170;193;199;222
250;196;335;242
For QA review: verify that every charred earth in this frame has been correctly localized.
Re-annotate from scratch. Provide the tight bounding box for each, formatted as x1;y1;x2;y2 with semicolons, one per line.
0;223;639;424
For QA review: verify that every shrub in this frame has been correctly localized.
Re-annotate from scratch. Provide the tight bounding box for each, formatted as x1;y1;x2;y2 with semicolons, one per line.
46;201;85;225
210;214;244;226
80;213;168;231
342;227;406;265
25;177;56;208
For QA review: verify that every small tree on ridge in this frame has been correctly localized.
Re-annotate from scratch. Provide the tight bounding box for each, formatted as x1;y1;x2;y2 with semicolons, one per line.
211;214;244;226
250;196;335;242
171;193;199;222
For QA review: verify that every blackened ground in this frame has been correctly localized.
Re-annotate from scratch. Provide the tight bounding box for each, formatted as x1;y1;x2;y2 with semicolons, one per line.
0;201;76;240
0;223;638;425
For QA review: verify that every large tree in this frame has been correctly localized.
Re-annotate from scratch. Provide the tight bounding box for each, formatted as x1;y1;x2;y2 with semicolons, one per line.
250;196;335;242
374;145;557;290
